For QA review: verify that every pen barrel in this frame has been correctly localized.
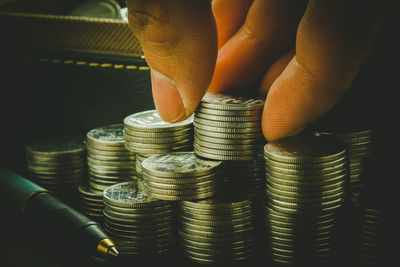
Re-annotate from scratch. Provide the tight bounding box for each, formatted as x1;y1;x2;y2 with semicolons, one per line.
23;192;108;256
0;168;46;217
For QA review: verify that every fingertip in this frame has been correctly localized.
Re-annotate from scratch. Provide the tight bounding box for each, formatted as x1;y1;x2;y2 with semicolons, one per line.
150;70;186;123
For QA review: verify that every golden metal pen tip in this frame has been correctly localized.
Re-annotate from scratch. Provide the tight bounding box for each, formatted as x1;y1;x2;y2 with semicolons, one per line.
107;246;119;257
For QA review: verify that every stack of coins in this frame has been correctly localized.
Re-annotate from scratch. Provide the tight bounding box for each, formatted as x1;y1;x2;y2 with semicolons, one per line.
193;92;265;161
263;135;348;266
25;134;87;206
86;124;136;192
102;181;177;257
80;124;136;220
313;129;373;206
141;152;222;201
77;183;104;222
123;110;194;189
179;198;256;265
360;208;381;265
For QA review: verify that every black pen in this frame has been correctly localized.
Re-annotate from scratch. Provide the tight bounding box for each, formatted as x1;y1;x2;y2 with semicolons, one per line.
0;168;118;258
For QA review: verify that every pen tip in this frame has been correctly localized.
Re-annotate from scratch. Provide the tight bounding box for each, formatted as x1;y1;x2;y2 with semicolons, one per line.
107;246;119;257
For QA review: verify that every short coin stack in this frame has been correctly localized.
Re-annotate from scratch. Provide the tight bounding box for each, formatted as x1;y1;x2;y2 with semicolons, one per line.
123;110;194;190
141;152;222;201
77;183;104;221
263;135;348;266
86;124;136;192
313;129;373;206
25;134;87;206
179;198;256;265
102;181;177;257
194;92;265;161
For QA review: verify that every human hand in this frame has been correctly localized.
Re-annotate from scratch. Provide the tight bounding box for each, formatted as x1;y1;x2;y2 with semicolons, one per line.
125;0;380;141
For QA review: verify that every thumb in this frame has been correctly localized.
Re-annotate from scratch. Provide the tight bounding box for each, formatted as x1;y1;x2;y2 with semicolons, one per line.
126;0;218;122
262;0;380;141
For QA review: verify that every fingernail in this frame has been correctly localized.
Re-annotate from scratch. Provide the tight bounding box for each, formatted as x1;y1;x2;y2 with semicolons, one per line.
150;69;186;122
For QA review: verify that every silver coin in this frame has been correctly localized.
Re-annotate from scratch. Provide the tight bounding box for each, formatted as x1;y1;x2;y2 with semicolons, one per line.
141;152;222;178
194;149;259;161
196;106;262;116
194;143;261;156
147;190;217;201
194;138;264;151
193;121;261;134
194;127;263;139
264;156;347;170
87;156;135;167
85;153;136;161
181;237;254;250
264;135;347;163
195;112;262;122
200;92;265;111
124;110;193;132
103;208;175;220
86;141;126;151
181;198;252;210
123;132;193;144
87;146;134;156
26;163;86;173
86;124;125;146
78;183;103;198
125;139;193;149
194;117;261;128
266;178;345;192
144;179;218;190
25;134;86;157
88;168;136;177
88;171;136;180
144;183;218;196
123;127;193;138
195;133;264;145
104;203;173;215
124;143;192;154
180;205;252;216
103;181;164;208
265;168;347;181
142;170;220;185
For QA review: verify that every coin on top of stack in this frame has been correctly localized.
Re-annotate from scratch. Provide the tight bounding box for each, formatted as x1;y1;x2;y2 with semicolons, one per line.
194;92;265;161
123;110;193;155
103;181;177;257
86;124;136;193
313;129;373;207
263;134;348;266
179;197;256;265
25;134;87;205
141;152;222;201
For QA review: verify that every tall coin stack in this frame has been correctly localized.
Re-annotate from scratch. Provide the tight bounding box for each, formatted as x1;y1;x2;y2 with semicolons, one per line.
313;129;373;206
263;135;348;266
25;134;87;206
123;110;194;191
360;207;381;265
179;198;256;265
141;152;222;201
82;124;137;219
103;181;177;257
193;92;266;199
